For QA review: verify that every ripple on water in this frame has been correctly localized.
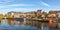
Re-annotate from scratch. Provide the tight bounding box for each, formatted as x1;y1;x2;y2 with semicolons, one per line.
0;19;40;30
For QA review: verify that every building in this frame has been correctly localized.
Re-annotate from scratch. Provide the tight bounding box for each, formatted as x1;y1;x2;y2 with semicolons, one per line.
25;11;36;18
37;9;42;14
42;11;47;17
48;10;60;17
49;10;60;14
14;12;26;18
6;11;26;18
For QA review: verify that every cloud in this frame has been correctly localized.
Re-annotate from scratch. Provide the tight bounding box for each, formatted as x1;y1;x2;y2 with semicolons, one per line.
7;4;35;6
0;8;38;14
0;4;35;9
39;1;50;7
0;0;14;4
8;8;38;12
0;5;10;9
0;6;7;8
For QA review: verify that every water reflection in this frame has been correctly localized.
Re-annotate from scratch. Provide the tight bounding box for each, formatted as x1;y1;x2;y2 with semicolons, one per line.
26;19;60;30
0;19;39;30
49;23;60;30
0;19;60;30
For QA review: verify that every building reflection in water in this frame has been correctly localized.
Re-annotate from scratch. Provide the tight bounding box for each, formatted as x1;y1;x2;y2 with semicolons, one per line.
7;19;15;25
26;19;49;30
49;23;59;30
7;19;23;25
26;19;60;30
0;19;60;30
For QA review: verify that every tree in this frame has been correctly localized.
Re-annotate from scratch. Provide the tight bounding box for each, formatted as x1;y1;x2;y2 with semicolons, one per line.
26;15;32;18
0;14;4;21
56;14;58;18
37;14;42;18
5;14;11;18
44;13;48;18
0;14;4;18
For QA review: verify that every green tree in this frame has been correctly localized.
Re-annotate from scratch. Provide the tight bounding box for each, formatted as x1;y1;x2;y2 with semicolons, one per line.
5;15;11;18
56;14;58;18
26;15;32;18
44;13;48;18
37;14;42;18
0;14;3;18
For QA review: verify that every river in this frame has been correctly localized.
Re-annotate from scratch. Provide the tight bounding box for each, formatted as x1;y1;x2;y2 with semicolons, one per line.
0;19;60;30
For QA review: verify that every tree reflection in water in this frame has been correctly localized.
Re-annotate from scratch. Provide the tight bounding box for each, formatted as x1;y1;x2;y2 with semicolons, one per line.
49;23;59;30
7;19;20;25
0;19;60;30
0;20;1;24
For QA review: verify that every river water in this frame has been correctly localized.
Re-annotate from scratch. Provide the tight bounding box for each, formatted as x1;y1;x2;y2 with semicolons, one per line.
0;19;60;30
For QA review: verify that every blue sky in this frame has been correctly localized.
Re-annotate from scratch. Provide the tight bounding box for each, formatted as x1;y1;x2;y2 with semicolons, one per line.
0;0;60;14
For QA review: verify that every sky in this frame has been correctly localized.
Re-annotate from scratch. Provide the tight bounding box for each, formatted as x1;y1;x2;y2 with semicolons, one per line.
0;0;60;14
